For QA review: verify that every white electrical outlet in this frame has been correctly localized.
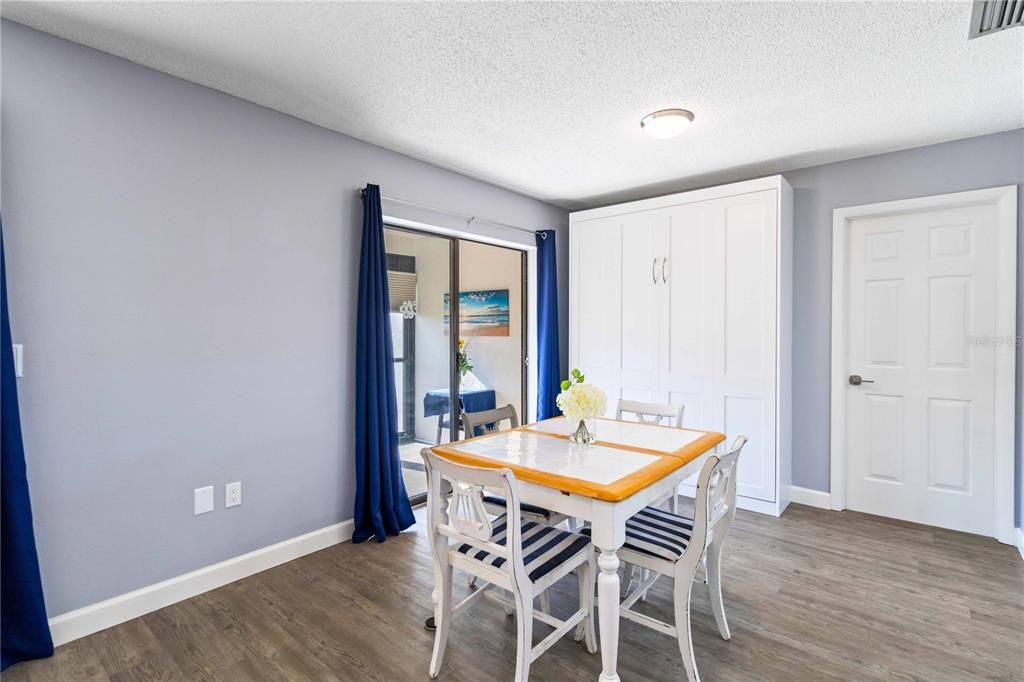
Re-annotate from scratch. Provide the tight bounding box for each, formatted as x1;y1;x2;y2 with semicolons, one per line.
194;486;214;515
12;344;23;378
225;481;241;508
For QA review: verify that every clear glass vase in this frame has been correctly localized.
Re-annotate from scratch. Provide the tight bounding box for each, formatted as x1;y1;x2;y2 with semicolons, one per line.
568;416;597;444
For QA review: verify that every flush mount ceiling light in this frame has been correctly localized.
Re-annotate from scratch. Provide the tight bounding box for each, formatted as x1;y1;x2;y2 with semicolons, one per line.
640;108;695;139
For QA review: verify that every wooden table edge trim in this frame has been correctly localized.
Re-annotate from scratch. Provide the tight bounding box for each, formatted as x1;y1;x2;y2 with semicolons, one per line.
523;418;727;464
430;422;725;502
430;442;688;503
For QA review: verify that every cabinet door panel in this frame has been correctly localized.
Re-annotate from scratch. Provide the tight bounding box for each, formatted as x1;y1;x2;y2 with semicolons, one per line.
669;390;706;429
622;387;666;404
666;202;713;432
713;190;778;501
722;393;771;497
620;210;668;402
574;186;780;506
724;201;770;378
573;216;622;414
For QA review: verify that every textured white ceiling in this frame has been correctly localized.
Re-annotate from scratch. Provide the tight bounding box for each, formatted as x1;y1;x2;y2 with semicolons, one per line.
4;2;1022;209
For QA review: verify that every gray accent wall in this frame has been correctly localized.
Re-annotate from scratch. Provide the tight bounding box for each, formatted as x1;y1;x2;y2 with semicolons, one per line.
782;129;1024;527
1;21;569;615
3;19;1022;617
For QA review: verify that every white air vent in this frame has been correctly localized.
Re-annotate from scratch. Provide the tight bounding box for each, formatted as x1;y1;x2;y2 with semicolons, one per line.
969;0;1024;38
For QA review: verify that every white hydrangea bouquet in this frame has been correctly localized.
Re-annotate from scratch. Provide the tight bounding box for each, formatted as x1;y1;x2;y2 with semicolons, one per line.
556;369;607;444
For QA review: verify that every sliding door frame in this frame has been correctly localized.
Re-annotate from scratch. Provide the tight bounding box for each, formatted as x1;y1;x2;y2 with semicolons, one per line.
385;252;417;441
385;217;539;423
454;237;530;425
383;215;538;507
520;249;529;420
384;223;458;508
449;237;462;451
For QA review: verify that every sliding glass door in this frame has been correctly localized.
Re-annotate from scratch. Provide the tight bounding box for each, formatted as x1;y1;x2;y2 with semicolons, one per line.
387;253;417;439
457;240;527;427
384;225;527;506
384;226;454;505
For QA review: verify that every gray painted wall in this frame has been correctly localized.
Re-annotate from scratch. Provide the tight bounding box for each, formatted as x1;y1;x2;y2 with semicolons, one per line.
3;20;1022;616
1;21;569;615
781;130;1024;529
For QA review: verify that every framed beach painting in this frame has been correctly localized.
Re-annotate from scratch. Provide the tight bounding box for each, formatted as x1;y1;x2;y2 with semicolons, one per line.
443;289;510;336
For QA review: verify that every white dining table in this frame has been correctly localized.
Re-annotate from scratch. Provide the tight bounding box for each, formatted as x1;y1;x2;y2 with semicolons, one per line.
432;416;725;681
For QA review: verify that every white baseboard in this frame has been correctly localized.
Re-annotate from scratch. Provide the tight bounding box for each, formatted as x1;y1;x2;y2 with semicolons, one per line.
788;485;832;510
1016;528;1024;561
48;519;354;647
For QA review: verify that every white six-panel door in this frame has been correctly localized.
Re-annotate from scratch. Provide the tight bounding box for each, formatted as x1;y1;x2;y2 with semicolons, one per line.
844;202;1000;536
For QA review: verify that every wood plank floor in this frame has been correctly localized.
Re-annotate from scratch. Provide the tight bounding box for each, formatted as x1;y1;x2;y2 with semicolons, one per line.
7;503;1023;681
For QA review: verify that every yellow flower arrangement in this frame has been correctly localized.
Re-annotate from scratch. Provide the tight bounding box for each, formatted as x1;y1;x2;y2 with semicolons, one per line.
456;337;473;378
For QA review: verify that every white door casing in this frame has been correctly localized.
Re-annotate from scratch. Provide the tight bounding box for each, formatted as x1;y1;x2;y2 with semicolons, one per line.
830;186;1017;543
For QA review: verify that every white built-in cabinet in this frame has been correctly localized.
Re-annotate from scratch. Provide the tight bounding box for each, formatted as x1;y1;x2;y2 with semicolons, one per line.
570;176;793;516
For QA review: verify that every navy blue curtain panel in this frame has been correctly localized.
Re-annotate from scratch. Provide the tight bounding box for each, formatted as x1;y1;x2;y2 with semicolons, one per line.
536;230;561;421
1;221;54;671
352;185;415;543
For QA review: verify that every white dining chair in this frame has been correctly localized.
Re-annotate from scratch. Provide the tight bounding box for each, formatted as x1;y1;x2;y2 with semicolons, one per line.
458;408;567;612
614;399;689;600
615;399;685;513
615;398;685;427
461;405;568;528
583;436;746;682
461;403;520;435
421;448;597;681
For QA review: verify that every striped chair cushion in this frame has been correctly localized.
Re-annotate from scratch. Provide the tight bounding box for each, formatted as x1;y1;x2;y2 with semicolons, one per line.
456;514;590;582
582;506;693;562
481;494;553;520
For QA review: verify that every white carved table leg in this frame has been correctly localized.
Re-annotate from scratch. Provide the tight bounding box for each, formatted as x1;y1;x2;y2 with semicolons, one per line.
588;500;626;682
597;548;621;681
